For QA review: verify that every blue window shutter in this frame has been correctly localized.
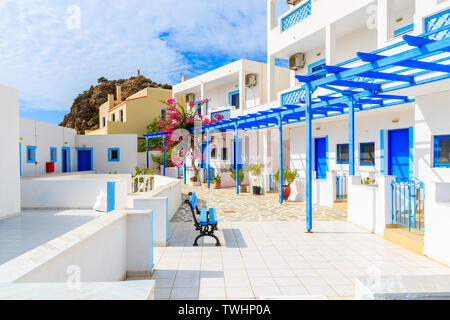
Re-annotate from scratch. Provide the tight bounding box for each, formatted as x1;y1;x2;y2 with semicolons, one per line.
380;130;385;175
409;127;414;178
434;136;439;167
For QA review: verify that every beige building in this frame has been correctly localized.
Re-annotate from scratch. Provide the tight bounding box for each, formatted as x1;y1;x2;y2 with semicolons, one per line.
86;86;173;137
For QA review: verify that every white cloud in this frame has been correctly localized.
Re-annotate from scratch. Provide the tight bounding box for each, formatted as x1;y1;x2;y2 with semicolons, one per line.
0;0;274;112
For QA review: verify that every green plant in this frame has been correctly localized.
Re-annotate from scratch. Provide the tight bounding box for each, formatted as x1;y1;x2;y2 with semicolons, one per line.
247;164;262;187
361;178;376;185
151;149;172;167
230;169;245;186
212;174;221;183
274;169;298;187
131;167;155;192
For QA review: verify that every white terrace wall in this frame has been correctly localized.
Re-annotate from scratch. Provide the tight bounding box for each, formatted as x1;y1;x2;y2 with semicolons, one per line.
76;134;137;174
0;211;153;282
20;118;77;177
0;84;20;220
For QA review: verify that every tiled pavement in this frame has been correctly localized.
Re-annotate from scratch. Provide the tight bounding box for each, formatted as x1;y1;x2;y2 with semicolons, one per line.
152;186;450;300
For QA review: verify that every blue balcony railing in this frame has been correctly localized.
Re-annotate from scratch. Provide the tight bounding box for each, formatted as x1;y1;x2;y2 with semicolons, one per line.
211;109;231;121
281;0;312;32
425;8;450;40
281;86;306;106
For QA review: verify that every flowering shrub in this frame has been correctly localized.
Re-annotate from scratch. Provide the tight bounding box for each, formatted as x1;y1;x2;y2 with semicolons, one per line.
154;99;223;180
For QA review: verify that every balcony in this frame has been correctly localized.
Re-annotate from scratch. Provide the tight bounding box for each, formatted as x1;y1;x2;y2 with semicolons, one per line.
280;0;312;32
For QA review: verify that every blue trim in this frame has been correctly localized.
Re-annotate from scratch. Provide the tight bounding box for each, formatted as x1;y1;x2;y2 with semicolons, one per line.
106;181;115;213
50;147;57;163
380;130;385;175
308;58;326;75
278;118;283;204
61;147;71;173
360;142;375;166
234;127;239;194
349;100;355;176
26;145;36;163
183;162;187;184
149;210;154;273
228;90;240;109
305;84;313;232
108;148;120;162
336;144;349;164
433;134;450;168
163;137;166;176
394;23;414;37
76;147;93;171
409;127;414;177
19;143;22;176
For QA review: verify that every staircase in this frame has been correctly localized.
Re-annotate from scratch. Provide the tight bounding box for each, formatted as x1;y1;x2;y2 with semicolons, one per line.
384;225;424;255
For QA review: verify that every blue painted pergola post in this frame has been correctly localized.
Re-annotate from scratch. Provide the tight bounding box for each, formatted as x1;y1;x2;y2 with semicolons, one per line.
305;84;313;233
162;136;166;176
207;129;211;189
235;125;239;195
278;116;284;204
146;137;149;169
349;98;355;176
183;162;187;184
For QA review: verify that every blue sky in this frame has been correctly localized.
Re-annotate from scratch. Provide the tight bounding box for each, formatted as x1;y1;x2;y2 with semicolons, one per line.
0;0;288;124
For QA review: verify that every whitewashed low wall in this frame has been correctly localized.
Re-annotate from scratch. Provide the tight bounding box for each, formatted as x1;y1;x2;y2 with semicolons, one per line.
21;174;129;211
348;176;394;235
424;183;450;266
160;167;181;179
152;175;181;220
288;172;335;207
0;210;153;283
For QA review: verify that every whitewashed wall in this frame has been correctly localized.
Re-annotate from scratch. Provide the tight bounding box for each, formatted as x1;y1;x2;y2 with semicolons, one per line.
76;134;137;174
0;84;20;220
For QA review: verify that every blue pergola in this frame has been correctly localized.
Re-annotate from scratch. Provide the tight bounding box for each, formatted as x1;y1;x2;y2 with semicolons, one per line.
196;31;450;232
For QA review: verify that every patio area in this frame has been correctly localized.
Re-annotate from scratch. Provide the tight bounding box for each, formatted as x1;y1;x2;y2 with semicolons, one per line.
151;185;450;300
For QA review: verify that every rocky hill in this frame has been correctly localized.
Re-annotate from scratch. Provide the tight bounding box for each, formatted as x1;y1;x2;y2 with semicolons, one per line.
60;73;171;134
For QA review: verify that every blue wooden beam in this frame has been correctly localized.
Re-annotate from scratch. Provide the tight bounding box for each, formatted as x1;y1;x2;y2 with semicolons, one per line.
146;137;149;169
369;94;409;101
403;35;449;51
328;80;382;91
207;129;211;189
278;117;284;204
305;84;313;233
349;99;355;177
325;65;414;83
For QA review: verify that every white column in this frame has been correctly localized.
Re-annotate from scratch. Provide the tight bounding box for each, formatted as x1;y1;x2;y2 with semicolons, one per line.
267;0;276;31
415;0;439;34
267;54;276;108
326;23;337;65
200;82;206;115
239;70;245;116
377;0;393;47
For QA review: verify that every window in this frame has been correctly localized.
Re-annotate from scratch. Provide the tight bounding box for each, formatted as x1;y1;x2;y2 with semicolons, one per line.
102;117;106;127
27;146;36;163
50;147;57;162
119;109;124;122
360;142;375;166
434;135;450;168
308;59;326;78
229;91;240;109
108;148;120;162
222;147;228;161
111;113;115;122
211;147;217;160
337;144;349;164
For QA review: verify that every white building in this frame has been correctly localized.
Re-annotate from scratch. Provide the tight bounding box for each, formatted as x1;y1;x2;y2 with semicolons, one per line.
19;118;138;176
0;84;20;220
172;0;450;266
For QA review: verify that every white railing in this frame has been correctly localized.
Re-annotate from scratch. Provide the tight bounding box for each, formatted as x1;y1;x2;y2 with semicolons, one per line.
131;175;154;193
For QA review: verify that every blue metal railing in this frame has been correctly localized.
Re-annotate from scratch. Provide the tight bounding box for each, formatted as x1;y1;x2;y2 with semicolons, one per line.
391;177;425;232
281;1;311;32
202;168;215;183
425;8;450;40
211;109;231;121
336;175;348;200
269;172;279;192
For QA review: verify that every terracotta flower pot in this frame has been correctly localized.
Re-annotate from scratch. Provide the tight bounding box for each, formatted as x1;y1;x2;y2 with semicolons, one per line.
214;182;221;189
282;186;291;201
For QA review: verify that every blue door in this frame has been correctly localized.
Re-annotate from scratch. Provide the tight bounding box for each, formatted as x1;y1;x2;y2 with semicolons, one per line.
315;137;328;179
388;128;410;181
201;143;207;168
77;149;92;172
230;139;243;171
62;149;68;172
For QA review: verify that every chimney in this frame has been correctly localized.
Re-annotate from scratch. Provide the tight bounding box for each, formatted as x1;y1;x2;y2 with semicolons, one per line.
108;93;115;109
116;85;122;102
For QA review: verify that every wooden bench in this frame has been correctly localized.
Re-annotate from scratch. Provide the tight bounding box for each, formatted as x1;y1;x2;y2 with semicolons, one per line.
185;192;221;247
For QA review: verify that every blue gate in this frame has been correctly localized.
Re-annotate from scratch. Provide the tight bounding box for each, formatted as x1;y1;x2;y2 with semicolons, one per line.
336;175;348;200
269;172;279;192
391;177;425;232
202;168;215;183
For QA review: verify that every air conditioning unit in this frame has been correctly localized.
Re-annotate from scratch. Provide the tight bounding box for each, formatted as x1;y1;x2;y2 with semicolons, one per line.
286;0;302;6
186;93;196;104
289;53;306;71
245;74;257;87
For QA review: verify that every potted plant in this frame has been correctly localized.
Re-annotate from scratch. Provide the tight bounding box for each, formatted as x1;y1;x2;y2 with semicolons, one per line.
190;176;201;187
212;174;221;189
247;164;263;195
230;169;246;193
274;169;298;201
